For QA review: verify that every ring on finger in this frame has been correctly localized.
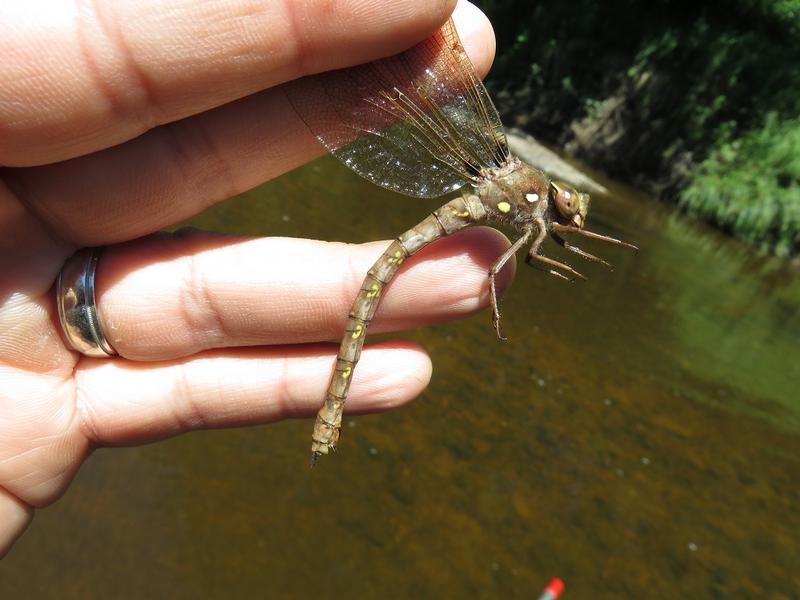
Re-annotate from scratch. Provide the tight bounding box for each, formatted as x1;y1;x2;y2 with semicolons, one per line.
56;247;118;357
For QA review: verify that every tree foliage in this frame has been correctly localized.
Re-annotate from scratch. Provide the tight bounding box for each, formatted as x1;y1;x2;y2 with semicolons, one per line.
477;0;800;254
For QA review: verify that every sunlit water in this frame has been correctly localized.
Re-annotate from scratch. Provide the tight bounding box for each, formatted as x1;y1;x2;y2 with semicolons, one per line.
3;156;799;598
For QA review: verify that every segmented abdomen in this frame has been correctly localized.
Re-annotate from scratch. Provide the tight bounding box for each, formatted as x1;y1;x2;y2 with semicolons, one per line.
310;194;487;463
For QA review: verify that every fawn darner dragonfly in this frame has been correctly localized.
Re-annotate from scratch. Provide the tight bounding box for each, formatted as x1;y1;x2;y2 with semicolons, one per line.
286;17;637;465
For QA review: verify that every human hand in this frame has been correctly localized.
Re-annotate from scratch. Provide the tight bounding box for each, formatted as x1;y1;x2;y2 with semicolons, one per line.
0;0;505;556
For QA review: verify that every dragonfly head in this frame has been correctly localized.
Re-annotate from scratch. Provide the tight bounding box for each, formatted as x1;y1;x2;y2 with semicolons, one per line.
550;181;590;229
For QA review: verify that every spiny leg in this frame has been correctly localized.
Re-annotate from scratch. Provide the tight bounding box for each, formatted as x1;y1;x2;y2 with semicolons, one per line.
525;218;587;281
527;253;587;281
551;223;639;252
488;228;533;340
551;232;614;269
526;261;572;281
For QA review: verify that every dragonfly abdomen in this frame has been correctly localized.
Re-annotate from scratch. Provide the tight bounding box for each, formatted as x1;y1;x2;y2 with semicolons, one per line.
310;195;487;464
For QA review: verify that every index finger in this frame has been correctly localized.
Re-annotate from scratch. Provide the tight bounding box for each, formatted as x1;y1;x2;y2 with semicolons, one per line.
0;0;456;166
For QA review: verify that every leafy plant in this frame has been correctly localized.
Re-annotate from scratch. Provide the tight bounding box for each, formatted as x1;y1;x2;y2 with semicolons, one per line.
680;114;800;255
476;0;800;254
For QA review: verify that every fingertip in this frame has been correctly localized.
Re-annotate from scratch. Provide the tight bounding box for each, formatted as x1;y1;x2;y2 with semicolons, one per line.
0;488;33;558
469;227;517;295
452;227;516;305
402;226;515;300
291;0;497;80
457;226;514;273
453;0;496;78
294;0;458;76
347;341;432;414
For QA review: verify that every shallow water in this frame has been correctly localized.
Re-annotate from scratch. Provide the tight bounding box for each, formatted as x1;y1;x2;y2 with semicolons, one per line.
3;156;799;598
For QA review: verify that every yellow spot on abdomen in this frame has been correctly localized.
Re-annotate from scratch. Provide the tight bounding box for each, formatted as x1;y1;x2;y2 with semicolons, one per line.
351;324;364;339
366;283;381;298
341;366;352;380
497;201;512;213
388;250;405;265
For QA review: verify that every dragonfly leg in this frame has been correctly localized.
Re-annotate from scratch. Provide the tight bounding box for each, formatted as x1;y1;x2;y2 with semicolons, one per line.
526;218;587;281
528;253;587;281
551;223;639;252
551;232;614;269
488;228;533;340
527;264;572;281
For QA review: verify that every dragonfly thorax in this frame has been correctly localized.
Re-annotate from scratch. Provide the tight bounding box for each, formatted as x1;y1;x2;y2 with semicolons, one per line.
475;157;554;230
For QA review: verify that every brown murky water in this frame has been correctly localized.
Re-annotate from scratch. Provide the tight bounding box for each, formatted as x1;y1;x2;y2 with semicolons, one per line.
3;156;799;598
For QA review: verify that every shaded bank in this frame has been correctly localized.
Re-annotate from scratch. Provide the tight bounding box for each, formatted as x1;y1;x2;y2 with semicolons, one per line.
477;0;800;256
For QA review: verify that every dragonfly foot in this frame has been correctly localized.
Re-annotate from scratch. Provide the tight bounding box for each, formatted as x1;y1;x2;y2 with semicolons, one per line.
548;269;572;282
491;313;508;341
526;254;587;282
565;242;614;269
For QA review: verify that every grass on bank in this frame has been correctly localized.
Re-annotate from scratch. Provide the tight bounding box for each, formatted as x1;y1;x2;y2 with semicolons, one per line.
680;115;800;256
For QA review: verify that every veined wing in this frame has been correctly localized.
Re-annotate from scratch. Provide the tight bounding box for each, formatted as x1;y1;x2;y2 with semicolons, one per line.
285;18;509;199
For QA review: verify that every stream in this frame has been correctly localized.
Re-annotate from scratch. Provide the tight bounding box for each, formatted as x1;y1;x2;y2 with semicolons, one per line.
3;152;799;598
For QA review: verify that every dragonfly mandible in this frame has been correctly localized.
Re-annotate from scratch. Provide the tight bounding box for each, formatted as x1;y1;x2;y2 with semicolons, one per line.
285;17;637;465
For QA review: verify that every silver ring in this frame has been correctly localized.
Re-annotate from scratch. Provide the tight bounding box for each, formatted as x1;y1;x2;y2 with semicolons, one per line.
56;247;117;357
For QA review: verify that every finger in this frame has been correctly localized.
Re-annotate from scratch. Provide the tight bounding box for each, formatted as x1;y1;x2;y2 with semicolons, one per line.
1;0;457;166
0;487;32;559
3;1;496;246
95;227;513;361
75;342;432;446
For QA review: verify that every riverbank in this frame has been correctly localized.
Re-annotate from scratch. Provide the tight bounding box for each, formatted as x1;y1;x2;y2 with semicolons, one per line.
478;0;800;256
506;130;607;195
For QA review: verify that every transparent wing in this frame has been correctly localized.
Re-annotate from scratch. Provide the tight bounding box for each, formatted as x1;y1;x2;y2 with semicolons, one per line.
285;18;509;199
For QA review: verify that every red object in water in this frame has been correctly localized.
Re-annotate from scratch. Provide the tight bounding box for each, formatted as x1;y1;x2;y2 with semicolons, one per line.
537;578;565;600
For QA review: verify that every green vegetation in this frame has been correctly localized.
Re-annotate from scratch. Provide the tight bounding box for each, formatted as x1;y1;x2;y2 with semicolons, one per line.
477;0;800;255
681;115;800;255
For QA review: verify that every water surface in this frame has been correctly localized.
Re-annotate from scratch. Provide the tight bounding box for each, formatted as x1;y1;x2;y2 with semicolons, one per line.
3;156;799;598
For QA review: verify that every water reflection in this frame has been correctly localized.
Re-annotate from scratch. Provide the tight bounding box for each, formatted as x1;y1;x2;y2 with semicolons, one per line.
3;156;799;598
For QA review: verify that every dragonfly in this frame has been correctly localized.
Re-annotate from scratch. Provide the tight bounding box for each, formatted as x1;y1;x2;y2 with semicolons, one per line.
285;17;637;465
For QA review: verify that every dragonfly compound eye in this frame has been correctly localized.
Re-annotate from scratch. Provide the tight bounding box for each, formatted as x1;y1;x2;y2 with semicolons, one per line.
551;181;580;219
